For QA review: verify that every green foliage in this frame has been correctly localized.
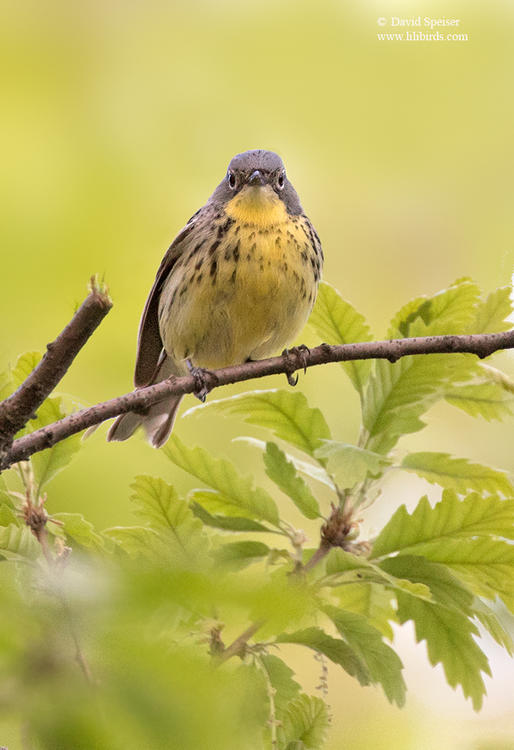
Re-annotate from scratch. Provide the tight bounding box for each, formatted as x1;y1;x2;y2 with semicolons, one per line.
263;441;321;519
0;278;513;747
308;281;373;397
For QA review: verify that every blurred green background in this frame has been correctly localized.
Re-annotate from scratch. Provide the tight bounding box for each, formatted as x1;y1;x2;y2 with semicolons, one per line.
1;0;513;747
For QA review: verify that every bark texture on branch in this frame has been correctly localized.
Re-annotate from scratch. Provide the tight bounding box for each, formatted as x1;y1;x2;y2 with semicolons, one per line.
0;278;112;456
1;328;513;471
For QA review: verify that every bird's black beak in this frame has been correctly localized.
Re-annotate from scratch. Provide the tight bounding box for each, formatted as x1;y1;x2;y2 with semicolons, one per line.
248;169;265;187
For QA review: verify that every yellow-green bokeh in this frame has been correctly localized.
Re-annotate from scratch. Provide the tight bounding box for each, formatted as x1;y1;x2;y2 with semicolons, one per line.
1;0;513;747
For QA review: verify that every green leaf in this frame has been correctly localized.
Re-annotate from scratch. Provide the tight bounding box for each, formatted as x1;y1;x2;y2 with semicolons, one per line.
0;524;40;561
0;368;13;400
335;583;396;640
362;280;482;454
362;353;467;455
371;491;514;559
315;441;391;488
403;538;514;613
259;654;301;714
184;390;331;457
276;627;370;686
0;503;18;527
130;475;205;558
52;513;105;550
308;281;373;395
102;526;164;560
407;280;481;336
388;295;430;338
472;598;514;655
263;442;321;519
444;381;514;421
379;555;489;709
29;397;81;491
237;437;335;490
191;502;272;533
323;605;406;706
163;436;279;526
277;694;330;750
394;585;490;710
323;548;432;602
0;476;14;507
401;452;513;497
473;286;513;333
212;541;270;569
12;351;42;386
380;555;474;613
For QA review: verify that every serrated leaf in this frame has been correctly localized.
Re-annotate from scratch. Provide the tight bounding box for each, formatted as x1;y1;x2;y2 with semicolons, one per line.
191;502;272;532
323;605;405;706
29;397;81;491
184;390;331;458
163;436;279;526
0;503;18;527
263;442;321;519
308;282;373;395
52;512;105;550
130;475;205;558
394;588;490;710
401;452;513;497
315;441;391;488
388;295;429;338
259;654;301;714
445;381;514;421
473;286;513;333
372;491;514;559
238;437;335;490
103;526;164;560
212;540;270;569
323;548;432;601
402;538;514;613
335;583;396;639
277;694;330;750
362;280;482;455
380;555;474;613
12;351;42;387
276;627;370;685
472;598;514;655
362;353;467;455
0;368;12;400
0;524;40;561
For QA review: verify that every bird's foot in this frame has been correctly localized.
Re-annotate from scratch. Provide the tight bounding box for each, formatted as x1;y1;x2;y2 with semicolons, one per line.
186;359;214;402
281;345;311;387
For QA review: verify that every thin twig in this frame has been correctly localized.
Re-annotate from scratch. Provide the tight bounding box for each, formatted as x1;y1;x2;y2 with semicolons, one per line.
216;620;264;664
0;277;112;455
1;329;513;470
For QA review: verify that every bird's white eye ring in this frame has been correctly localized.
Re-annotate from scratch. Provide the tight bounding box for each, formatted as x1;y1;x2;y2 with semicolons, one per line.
276;172;285;190
227;171;236;189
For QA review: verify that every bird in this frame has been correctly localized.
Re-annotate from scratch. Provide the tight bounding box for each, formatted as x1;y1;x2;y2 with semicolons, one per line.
107;149;323;448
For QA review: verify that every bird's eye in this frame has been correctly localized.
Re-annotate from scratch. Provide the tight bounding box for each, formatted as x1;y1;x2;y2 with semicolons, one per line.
227;171;237;189
276;171;285;190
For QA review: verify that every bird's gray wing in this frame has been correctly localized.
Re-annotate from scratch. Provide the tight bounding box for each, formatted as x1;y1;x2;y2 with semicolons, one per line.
133;209;205;387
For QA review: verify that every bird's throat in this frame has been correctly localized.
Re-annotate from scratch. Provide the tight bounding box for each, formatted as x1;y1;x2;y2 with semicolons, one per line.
225;185;289;228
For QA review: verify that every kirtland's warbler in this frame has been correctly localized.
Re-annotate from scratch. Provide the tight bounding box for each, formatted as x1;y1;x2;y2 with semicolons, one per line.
108;150;323;447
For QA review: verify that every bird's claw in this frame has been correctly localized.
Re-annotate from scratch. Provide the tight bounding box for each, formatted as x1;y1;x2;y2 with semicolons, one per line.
186;359;213;402
281;345;311;387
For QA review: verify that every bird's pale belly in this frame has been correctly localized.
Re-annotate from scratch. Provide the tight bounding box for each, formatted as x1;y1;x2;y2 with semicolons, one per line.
160;220;318;371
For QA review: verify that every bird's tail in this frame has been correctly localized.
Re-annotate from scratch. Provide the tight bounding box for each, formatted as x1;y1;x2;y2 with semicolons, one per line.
107;355;183;448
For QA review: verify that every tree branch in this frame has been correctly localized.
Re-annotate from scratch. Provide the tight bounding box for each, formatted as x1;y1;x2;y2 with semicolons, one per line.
216;620;265;664
0;277;112;456
1;328;513;471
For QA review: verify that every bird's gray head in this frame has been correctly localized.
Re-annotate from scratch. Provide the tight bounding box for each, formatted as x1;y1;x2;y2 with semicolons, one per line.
210;149;303;215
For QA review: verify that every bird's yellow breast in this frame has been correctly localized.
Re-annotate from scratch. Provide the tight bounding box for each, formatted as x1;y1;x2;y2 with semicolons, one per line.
159;190;321;370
